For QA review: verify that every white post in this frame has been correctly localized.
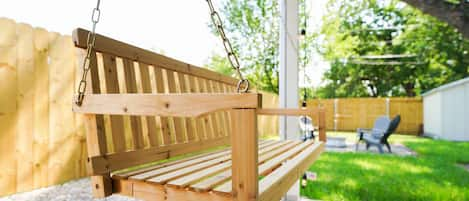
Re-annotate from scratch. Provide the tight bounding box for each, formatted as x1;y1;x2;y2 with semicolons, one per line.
279;0;300;200
279;0;299;141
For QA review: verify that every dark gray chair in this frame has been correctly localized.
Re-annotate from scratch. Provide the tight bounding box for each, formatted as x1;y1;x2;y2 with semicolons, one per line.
363;115;401;153
356;116;390;151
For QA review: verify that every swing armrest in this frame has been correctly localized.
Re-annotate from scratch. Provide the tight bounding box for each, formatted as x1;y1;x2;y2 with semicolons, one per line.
257;108;327;142
73;93;262;117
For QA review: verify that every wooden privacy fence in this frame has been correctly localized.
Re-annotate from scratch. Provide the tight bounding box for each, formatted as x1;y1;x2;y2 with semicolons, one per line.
306;98;423;135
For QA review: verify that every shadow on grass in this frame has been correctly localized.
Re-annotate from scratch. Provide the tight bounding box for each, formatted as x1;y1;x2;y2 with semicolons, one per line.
302;138;469;201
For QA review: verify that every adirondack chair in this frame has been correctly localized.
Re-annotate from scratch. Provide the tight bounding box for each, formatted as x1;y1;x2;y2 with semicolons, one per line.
356;116;390;151
363;115;401;153
72;28;326;201
299;116;315;141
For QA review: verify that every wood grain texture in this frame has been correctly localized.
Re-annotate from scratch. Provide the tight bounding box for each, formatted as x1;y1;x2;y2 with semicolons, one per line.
16;23;34;192
138;63;159;147
122;59;144;149
32;27;50;189
101;54;126;152
73;93;261;117
73;28;240;86
230;109;258;201
0;17;18;196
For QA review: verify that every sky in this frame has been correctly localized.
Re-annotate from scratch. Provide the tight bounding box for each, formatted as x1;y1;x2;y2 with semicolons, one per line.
0;0;329;87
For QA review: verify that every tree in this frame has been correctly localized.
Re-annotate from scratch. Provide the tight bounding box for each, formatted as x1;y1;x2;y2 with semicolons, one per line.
400;0;469;39
316;0;469;98
206;0;314;94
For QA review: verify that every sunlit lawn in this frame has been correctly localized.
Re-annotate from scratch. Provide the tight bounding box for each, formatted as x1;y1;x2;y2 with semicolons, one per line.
302;132;469;201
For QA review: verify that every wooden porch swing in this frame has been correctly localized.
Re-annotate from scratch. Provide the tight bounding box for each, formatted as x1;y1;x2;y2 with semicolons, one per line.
72;1;326;201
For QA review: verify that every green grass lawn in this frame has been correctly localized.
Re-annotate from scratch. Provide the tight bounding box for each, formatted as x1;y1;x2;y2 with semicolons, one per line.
302;132;469;201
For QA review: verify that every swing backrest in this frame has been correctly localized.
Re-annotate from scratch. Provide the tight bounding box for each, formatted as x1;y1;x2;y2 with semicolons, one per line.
73;28;239;173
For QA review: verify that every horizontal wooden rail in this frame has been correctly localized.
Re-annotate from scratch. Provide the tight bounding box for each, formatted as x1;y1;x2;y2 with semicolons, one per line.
257;108;327;142
73;28;240;86
73;93;262;117
257;108;320;116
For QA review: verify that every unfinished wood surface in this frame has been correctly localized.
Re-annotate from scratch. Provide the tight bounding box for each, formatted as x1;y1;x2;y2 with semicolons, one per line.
0;17;18;196
163;141;285;188
177;73;197;142
198;78;216;139
73;93;261;117
166;70;187;143
48;34;78;185
258;142;324;201
73;28;240;86
113;140;273;180
32;27;50;189
256;108;320;116
89;136;230;174
318;109;326;142
190;76;209;140
16;23;34;192
213;140;316;194
110;139;323;201
101;54;126;152
122;59;144;149
153;66;172;145
230;109;258;201
138;63;159;147
171;141;294;190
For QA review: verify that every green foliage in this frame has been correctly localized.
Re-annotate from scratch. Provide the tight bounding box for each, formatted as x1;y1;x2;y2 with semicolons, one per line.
316;0;469;98
206;0;314;94
303;132;469;201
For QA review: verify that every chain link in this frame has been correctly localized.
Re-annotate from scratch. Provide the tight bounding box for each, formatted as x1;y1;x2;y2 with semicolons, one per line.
205;0;249;93
75;0;101;106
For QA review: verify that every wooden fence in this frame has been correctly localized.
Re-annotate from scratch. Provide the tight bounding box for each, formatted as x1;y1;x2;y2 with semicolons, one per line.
0;18;422;196
306;98;423;134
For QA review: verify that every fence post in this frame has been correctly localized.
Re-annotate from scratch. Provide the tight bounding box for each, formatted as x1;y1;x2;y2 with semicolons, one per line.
333;98;338;131
318;108;327;142
386;98;390;118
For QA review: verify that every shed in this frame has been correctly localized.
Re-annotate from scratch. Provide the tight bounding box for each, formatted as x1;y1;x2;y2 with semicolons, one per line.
422;77;469;141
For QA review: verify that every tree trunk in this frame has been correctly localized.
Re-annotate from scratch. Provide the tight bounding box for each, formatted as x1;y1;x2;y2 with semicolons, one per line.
400;0;469;39
403;82;416;97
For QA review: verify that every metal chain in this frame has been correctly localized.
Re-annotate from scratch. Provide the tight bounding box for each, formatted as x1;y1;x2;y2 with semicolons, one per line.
75;0;102;106
205;0;249;93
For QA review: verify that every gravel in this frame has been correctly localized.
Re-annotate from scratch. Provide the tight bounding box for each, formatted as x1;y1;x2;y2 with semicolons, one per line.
0;178;141;201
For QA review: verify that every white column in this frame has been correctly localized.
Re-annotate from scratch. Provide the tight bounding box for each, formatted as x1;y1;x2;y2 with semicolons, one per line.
279;0;299;141
279;0;300;200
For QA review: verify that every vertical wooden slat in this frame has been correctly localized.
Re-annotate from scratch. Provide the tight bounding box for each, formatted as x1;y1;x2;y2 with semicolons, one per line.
32;27;49;189
102;54;126;152
48;34;78;184
189;76;207;141
214;82;230;137
0;17;18;196
166;70;187;143
76;47;112;198
231;109;259;201
16;23;34;192
177;73;197;142
207;80;223;137
197;78;216;139
223;84;234;135
153;67;172;145
122;59;144;149
139;63;159;147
